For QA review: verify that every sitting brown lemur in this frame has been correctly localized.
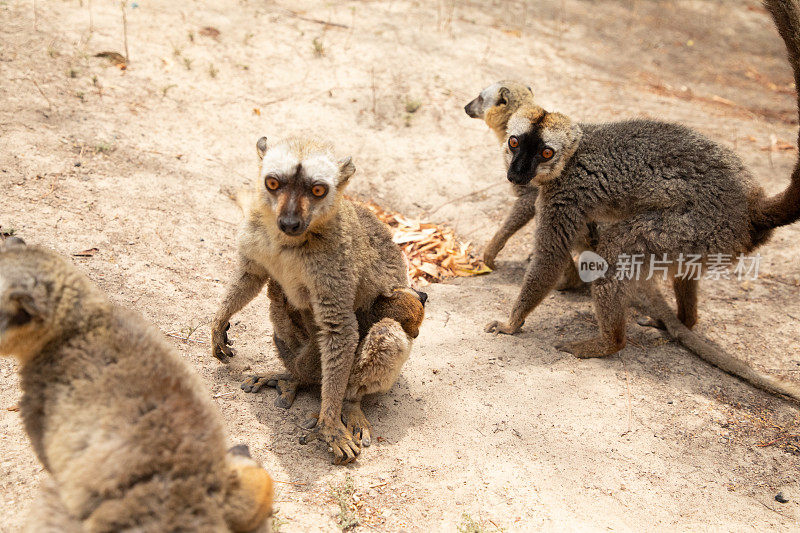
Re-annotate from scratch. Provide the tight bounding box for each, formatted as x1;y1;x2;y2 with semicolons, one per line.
464;80;596;290
485;0;800;403
211;135;427;465
0;238;273;532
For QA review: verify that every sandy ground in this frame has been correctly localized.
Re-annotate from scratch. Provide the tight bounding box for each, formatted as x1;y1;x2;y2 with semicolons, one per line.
2;0;800;530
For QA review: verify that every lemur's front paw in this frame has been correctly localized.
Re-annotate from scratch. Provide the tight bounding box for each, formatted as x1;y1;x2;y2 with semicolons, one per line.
211;322;236;362
482;251;497;271
299;416;361;465
485;320;521;335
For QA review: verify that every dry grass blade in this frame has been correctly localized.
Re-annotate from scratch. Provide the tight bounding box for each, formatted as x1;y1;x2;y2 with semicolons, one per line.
355;198;491;285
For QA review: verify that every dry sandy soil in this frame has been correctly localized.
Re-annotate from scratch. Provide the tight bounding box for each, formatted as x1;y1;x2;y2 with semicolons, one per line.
2;0;800;530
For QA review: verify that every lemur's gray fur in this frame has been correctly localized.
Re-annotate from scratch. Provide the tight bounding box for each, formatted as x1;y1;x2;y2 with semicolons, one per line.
486;0;800;402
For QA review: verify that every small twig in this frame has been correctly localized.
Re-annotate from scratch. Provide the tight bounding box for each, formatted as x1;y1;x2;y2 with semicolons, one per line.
166;332;209;345
29;77;54;111
757;434;799;447
427;182;503;215
620;363;633;436
369;481;390;489
120;1;129;63
212;391;235;399
279;8;350;29
273;479;308;486
370;67;377;116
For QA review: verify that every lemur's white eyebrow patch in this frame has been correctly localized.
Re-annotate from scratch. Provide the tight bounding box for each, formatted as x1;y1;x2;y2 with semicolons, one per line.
260;144;298;179
301;154;338;187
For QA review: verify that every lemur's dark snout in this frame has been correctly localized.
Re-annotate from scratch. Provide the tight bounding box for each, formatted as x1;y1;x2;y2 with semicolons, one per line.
507;171;531;186
464;99;479;118
413;289;428;306
278;216;305;236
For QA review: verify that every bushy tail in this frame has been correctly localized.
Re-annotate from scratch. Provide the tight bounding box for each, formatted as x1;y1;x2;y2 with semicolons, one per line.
751;0;800;233
637;284;800;403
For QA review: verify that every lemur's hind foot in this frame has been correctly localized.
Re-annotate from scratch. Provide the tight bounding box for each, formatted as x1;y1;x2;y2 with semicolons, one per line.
556;335;626;359
240;373;300;409
341;400;372;448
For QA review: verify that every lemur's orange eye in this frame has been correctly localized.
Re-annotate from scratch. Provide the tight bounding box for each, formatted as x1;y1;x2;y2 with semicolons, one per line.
508;136;519;149
265;177;280;191
311;184;328;198
542;147;554;159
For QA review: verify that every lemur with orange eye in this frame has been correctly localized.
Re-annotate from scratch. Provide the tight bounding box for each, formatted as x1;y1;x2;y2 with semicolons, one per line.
484;0;800;403
464;81;594;289
211;135;426;465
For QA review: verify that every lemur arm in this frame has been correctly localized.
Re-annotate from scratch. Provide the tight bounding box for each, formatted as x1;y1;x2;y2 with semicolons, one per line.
487;205;581;334
483;188;538;269
211;256;269;362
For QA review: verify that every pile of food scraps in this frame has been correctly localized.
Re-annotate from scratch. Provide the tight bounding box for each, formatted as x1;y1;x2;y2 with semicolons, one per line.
358;200;491;285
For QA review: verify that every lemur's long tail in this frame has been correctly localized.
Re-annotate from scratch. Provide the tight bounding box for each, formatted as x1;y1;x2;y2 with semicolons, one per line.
751;1;800;235
636;284;800;403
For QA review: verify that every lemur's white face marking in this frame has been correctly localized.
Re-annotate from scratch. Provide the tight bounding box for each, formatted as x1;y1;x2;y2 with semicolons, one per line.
253;137;354;239
464;80;534;122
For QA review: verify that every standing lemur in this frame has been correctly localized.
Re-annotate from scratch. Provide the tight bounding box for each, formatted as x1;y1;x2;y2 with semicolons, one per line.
464;81;593;290
0;238;273;532
485;0;800;402
211;136;426;465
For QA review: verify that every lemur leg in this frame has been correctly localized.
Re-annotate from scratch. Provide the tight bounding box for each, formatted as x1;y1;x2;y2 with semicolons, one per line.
483;188;537;270
241;282;320;409
557;274;628;357
673;277;698;329
555;259;584;291
341;318;412;447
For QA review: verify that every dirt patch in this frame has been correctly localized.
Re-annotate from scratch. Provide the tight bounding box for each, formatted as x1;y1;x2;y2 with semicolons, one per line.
1;0;799;530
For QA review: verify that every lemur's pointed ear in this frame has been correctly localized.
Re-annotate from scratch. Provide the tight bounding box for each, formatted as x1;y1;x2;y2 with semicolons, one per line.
498;87;510;105
256;137;268;159
1;237;26;251
7;290;43;326
338;156;356;187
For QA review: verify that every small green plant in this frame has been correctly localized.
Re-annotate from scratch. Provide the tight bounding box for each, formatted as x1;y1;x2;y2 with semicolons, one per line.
75;91;85;101
47;41;59;57
329;475;359;531
161;84;177;97
312;37;326;57
94;142;114;154
271;514;287;533
208;63;218;78
68;68;79;78
187;30;195;42
183;57;193;70
405;98;422;114
457;513;503;533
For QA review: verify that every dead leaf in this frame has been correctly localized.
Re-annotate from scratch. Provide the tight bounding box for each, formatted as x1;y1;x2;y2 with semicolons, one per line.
353;196;490;284
7;405;19;412
72;247;99;257
94;51;127;68
252;107;261;116
199;26;221;39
